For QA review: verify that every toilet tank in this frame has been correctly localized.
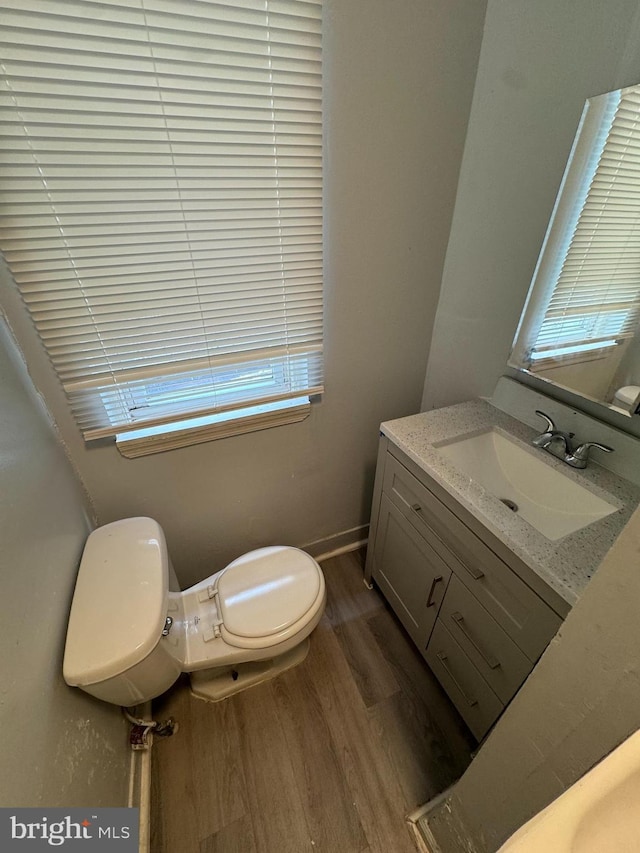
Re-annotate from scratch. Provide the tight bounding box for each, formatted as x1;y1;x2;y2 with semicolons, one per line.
63;517;181;706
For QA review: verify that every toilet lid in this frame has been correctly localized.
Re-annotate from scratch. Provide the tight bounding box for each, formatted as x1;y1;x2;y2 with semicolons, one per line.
216;546;323;647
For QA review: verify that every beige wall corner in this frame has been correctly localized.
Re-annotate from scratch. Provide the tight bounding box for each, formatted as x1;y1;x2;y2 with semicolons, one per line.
0;317;129;807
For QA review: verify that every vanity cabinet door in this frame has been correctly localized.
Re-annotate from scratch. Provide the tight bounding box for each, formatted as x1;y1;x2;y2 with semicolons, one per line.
372;494;451;649
425;620;503;741
383;451;562;661
439;575;531;704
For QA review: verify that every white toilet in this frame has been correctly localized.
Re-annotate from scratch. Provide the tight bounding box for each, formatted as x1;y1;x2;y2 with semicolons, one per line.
611;384;640;414
63;517;326;706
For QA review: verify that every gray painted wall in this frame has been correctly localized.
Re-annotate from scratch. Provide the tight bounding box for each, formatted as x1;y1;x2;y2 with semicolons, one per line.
0;0;487;588
421;0;640;415
0;318;129;807
426;499;640;853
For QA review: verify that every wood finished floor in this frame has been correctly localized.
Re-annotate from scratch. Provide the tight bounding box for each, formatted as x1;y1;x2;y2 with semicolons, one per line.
151;550;475;853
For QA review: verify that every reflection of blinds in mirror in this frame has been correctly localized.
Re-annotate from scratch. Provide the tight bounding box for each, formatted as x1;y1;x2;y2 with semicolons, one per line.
530;84;640;366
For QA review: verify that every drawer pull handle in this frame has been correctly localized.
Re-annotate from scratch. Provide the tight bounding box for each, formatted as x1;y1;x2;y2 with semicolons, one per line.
451;612;501;670
436;652;478;707
461;562;485;581
410;502;423;515
426;575;443;608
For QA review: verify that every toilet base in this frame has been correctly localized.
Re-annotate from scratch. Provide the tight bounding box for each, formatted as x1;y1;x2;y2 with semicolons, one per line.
189;638;311;703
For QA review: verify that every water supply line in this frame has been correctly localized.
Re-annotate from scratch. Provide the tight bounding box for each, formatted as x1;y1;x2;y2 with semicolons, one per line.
122;706;179;742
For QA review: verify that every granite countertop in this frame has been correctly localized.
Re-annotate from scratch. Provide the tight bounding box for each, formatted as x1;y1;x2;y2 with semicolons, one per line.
381;400;640;608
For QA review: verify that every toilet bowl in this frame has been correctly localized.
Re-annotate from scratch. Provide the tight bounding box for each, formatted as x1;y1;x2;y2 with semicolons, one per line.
611;384;640;414
63;517;326;705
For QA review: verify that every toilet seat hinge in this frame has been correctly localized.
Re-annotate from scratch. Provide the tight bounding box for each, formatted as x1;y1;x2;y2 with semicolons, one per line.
202;588;224;642
211;588;223;638
197;583;217;604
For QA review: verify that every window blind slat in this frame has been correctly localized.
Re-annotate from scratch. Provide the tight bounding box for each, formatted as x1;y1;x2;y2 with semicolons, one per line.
0;0;323;437
19;259;322;293
528;84;640;360
0;213;322;242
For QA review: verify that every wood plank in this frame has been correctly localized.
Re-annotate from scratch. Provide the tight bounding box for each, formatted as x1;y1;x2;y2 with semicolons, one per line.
367;605;475;770
307;616;419;853
151;682;202;852
232;681;314;853
272;661;368;853
322;551;384;627
150;743;166;853
323;551;400;706
188;694;248;839
334;616;400;708
200;815;257;853
152;678;247;844
368;691;465;810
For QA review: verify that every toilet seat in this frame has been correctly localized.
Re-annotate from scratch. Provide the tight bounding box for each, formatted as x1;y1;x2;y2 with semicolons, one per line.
214;546;325;650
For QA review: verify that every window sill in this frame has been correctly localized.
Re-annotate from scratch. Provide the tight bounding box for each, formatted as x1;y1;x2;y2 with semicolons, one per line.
115;398;311;458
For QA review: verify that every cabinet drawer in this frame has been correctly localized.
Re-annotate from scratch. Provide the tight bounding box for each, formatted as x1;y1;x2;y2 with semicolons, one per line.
372;494;451;649
383;452;561;661
440;575;531;704
425;620;503;741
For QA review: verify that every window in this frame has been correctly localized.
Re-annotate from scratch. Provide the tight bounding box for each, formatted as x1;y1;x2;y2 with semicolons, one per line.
0;0;323;453
512;83;640;370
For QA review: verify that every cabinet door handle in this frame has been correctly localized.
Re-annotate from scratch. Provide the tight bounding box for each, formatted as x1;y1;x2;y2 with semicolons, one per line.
436;652;478;707
426;575;443;608
461;561;485;581
410;502;423;516
451;612;500;669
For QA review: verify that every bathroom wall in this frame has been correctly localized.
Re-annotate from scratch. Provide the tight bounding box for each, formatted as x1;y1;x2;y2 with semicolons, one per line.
0;0;488;587
421;0;640;420
0;318;129;806
424;498;640;853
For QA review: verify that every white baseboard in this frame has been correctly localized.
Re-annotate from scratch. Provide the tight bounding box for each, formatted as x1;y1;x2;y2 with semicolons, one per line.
127;702;153;853
407;818;442;853
406;787;454;853
301;524;368;562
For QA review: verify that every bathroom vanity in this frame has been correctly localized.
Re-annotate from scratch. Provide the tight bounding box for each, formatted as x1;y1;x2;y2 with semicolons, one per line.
364;400;640;740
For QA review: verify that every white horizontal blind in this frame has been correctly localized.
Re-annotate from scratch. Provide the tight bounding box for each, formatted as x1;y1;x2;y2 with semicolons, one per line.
529;84;640;364
0;0;323;439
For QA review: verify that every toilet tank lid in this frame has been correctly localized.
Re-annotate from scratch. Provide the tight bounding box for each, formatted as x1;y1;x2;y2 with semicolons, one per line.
63;517;169;687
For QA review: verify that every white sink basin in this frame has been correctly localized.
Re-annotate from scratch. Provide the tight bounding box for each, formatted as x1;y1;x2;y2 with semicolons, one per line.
498;729;640;852
436;428;618;540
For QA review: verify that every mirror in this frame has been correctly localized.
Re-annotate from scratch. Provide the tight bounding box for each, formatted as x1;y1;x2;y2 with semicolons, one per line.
509;83;640;418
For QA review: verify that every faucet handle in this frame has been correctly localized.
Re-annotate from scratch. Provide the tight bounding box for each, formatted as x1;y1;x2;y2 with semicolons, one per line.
534;410;556;432
572;441;614;461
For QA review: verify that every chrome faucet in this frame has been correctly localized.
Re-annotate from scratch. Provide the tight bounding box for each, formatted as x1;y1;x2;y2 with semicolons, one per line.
532;411;574;453
532;411;614;469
